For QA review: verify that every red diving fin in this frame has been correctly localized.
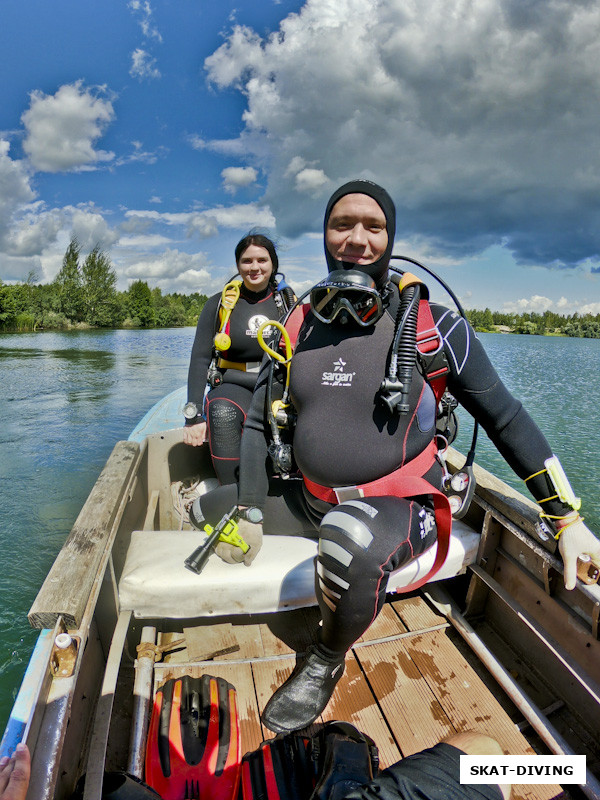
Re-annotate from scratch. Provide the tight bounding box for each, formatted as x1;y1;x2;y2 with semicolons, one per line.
241;733;313;800
240;722;379;800
145;674;241;800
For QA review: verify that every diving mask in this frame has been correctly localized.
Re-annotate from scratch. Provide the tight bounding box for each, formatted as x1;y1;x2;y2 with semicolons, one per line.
310;270;384;327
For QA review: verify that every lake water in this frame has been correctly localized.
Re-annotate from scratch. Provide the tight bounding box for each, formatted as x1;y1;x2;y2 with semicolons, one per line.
0;328;194;731
0;328;599;733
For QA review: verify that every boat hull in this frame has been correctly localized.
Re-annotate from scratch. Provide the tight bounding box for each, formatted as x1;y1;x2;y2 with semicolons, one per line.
3;389;599;799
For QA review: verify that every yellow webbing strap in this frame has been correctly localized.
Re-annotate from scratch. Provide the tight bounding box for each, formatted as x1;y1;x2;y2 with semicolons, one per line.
552;514;583;540
524;457;581;511
524;467;546;483
217;358;246;371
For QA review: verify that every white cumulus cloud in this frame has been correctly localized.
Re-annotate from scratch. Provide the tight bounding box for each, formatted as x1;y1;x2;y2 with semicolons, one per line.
294;168;329;194
127;2;162;81
579;302;600;315
123;248;220;293
501;294;598;314
0;139;36;248
203;0;600;268
125;202;276;239
68;206;119;251
21;82;115;173
222;166;258;193
3;207;63;258
128;0;163;42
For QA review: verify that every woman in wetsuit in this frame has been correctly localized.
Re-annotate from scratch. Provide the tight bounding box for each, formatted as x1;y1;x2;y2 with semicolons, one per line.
194;182;600;733
183;233;293;485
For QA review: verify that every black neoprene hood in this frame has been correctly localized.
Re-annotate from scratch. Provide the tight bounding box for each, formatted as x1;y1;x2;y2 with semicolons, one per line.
324;179;396;287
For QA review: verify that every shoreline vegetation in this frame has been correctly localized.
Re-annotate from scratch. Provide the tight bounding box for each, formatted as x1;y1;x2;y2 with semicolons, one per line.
2;238;599;338
0;238;208;334
465;308;600;338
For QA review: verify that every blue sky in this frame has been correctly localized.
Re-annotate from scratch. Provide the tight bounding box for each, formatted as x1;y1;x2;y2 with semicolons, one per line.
1;0;599;314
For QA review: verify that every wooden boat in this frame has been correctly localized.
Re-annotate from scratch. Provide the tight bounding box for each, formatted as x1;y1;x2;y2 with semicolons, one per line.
2;384;600;800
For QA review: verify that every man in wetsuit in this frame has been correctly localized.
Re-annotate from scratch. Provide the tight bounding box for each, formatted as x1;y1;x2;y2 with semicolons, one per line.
195;180;600;734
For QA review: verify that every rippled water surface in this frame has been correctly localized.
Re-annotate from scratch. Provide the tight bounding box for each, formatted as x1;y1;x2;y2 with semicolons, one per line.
0;328;194;729
0;328;598;732
453;334;600;533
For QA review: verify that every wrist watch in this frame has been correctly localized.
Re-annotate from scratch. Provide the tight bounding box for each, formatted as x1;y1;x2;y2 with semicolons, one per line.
241;507;263;524
183;401;203;423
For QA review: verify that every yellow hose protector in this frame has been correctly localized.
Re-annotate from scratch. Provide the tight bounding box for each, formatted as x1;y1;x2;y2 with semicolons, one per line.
257;320;293;419
398;272;424;291
257;320;292;365
214;281;241;352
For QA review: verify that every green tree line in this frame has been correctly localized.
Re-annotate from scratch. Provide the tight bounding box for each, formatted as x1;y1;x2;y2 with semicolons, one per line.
0;238;207;332
2;238;599;337
465;308;600;338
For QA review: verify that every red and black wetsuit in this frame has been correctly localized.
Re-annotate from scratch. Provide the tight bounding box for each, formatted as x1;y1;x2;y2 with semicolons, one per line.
198;180;571;659
226;288;573;652
187;283;283;484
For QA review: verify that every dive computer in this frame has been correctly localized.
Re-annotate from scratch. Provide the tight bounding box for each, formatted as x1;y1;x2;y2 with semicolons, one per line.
183;401;203;424
241;507;263;524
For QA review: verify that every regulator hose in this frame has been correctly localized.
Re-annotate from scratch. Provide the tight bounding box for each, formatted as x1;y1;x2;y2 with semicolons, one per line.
281;285;296;311
389;253;480;459
380;281;420;413
396;283;420;411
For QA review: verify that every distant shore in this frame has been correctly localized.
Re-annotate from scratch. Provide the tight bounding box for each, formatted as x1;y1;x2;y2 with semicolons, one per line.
1;320;599;339
475;325;566;336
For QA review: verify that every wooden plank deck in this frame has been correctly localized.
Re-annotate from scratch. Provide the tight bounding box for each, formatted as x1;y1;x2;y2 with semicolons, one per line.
154;595;563;800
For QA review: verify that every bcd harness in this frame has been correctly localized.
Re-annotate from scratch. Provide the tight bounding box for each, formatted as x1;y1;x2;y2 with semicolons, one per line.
207;278;294;388
258;277;454;592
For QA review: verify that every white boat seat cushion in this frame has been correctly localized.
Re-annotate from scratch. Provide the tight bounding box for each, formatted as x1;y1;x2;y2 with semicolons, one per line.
118;519;479;619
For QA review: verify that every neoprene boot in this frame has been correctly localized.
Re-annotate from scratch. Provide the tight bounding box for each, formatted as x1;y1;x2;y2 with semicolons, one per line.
261;644;346;733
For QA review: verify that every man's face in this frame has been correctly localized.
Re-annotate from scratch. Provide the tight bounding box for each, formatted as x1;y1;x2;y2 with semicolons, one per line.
325;193;388;266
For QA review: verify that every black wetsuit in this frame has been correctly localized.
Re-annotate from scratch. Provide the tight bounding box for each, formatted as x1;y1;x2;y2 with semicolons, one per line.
187;283;284;485
219;285;573;653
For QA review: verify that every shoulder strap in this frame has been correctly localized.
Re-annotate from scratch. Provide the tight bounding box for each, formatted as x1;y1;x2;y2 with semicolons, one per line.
416;299;440;353
283;303;311;351
416;299;449;404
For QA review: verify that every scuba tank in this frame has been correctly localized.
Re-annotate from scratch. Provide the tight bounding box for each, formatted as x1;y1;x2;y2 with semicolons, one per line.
274;273;296;316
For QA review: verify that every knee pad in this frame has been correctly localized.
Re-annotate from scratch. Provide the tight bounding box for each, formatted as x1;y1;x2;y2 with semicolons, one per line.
316;500;377;612
316;497;436;610
208;400;243;450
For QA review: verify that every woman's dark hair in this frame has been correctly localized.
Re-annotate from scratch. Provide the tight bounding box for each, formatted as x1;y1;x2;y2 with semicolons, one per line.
235;233;279;287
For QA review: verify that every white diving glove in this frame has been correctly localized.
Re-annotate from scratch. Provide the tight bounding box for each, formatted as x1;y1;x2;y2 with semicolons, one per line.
214;519;263;567
557;517;600;590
